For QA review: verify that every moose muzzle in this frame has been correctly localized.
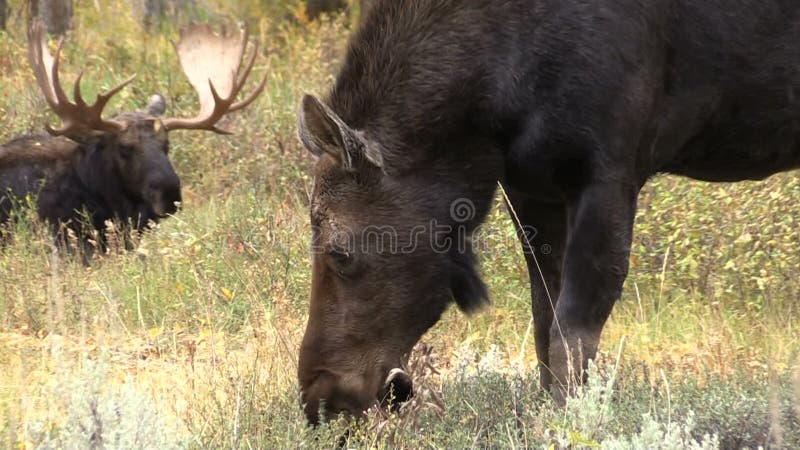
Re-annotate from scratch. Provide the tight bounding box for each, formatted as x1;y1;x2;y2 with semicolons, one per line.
301;367;415;425
380;368;414;411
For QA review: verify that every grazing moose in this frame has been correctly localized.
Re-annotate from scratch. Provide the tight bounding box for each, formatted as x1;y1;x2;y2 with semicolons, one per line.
296;0;800;424
0;21;265;253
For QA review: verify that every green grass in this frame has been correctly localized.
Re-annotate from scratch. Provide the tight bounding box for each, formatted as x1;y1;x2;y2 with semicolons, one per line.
1;1;799;448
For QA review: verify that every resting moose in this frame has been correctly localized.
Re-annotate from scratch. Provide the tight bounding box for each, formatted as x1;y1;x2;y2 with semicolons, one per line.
0;22;265;251
296;0;800;424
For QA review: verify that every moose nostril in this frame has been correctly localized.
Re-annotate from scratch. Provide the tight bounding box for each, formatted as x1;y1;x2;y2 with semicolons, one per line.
300;371;340;426
383;368;413;410
164;184;182;204
303;401;321;427
166;189;181;212
148;183;181;215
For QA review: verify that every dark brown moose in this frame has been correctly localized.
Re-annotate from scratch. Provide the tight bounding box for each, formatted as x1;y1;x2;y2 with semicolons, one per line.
0;21;265;252
297;0;800;424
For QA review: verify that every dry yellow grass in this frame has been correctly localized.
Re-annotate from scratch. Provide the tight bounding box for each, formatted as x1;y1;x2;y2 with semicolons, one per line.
0;1;798;448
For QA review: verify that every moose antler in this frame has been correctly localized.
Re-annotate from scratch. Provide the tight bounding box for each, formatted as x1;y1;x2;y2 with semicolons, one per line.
27;21;135;138
162;23;267;134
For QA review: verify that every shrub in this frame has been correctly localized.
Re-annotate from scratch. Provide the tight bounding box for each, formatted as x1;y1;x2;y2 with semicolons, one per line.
25;359;186;450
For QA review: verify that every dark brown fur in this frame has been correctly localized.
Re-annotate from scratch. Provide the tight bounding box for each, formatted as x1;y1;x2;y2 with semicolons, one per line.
298;0;800;424
0;136;79;166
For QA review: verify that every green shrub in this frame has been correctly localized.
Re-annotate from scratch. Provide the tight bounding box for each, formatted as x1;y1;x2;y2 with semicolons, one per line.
26;359;187;449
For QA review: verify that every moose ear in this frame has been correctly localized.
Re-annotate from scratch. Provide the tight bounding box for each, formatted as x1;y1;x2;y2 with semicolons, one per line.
145;94;167;116
450;250;489;314
298;94;383;170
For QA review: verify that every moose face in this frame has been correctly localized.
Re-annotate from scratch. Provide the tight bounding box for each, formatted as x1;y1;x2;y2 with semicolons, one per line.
296;96;490;425
109;101;181;220
298;158;449;424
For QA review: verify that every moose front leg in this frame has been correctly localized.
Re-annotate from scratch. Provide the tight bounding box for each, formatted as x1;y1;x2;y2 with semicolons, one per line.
549;181;638;401
503;185;567;390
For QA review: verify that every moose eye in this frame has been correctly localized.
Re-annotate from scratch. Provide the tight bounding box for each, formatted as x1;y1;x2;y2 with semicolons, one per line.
328;249;358;278
329;249;351;265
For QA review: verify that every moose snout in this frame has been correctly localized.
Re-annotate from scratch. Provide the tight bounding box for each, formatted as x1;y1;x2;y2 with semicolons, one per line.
301;371;369;425
380;368;414;411
146;177;182;218
301;367;415;425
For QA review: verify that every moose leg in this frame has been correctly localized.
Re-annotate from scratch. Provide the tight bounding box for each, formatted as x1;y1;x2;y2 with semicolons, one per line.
549;181;638;401
503;185;567;390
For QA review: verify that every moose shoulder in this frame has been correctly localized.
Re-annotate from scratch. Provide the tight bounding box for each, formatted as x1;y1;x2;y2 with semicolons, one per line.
0;22;265;252
296;0;800;424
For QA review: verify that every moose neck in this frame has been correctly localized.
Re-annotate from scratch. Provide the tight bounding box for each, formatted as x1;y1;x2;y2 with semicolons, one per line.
328;0;511;225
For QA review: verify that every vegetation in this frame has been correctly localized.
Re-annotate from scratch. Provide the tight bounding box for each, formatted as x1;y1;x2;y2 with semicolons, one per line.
0;1;798;448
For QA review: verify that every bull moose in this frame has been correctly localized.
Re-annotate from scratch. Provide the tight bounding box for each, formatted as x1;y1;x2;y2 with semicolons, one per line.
296;0;800;424
0;21;265;252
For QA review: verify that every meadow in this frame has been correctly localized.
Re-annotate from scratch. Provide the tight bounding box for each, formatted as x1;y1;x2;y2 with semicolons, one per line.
0;1;798;448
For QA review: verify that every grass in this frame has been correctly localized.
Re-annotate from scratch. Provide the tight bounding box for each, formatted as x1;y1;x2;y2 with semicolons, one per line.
1;1;799;448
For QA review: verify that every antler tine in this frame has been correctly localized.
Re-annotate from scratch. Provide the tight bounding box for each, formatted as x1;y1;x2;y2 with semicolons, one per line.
27;20;133;139
162;22;266;134
229;41;268;113
27;22;58;110
235;25;248;78
207;80;235;135
72;70;136;110
73;71;88;108
92;74;137;112
49;38;82;117
230;75;268;113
